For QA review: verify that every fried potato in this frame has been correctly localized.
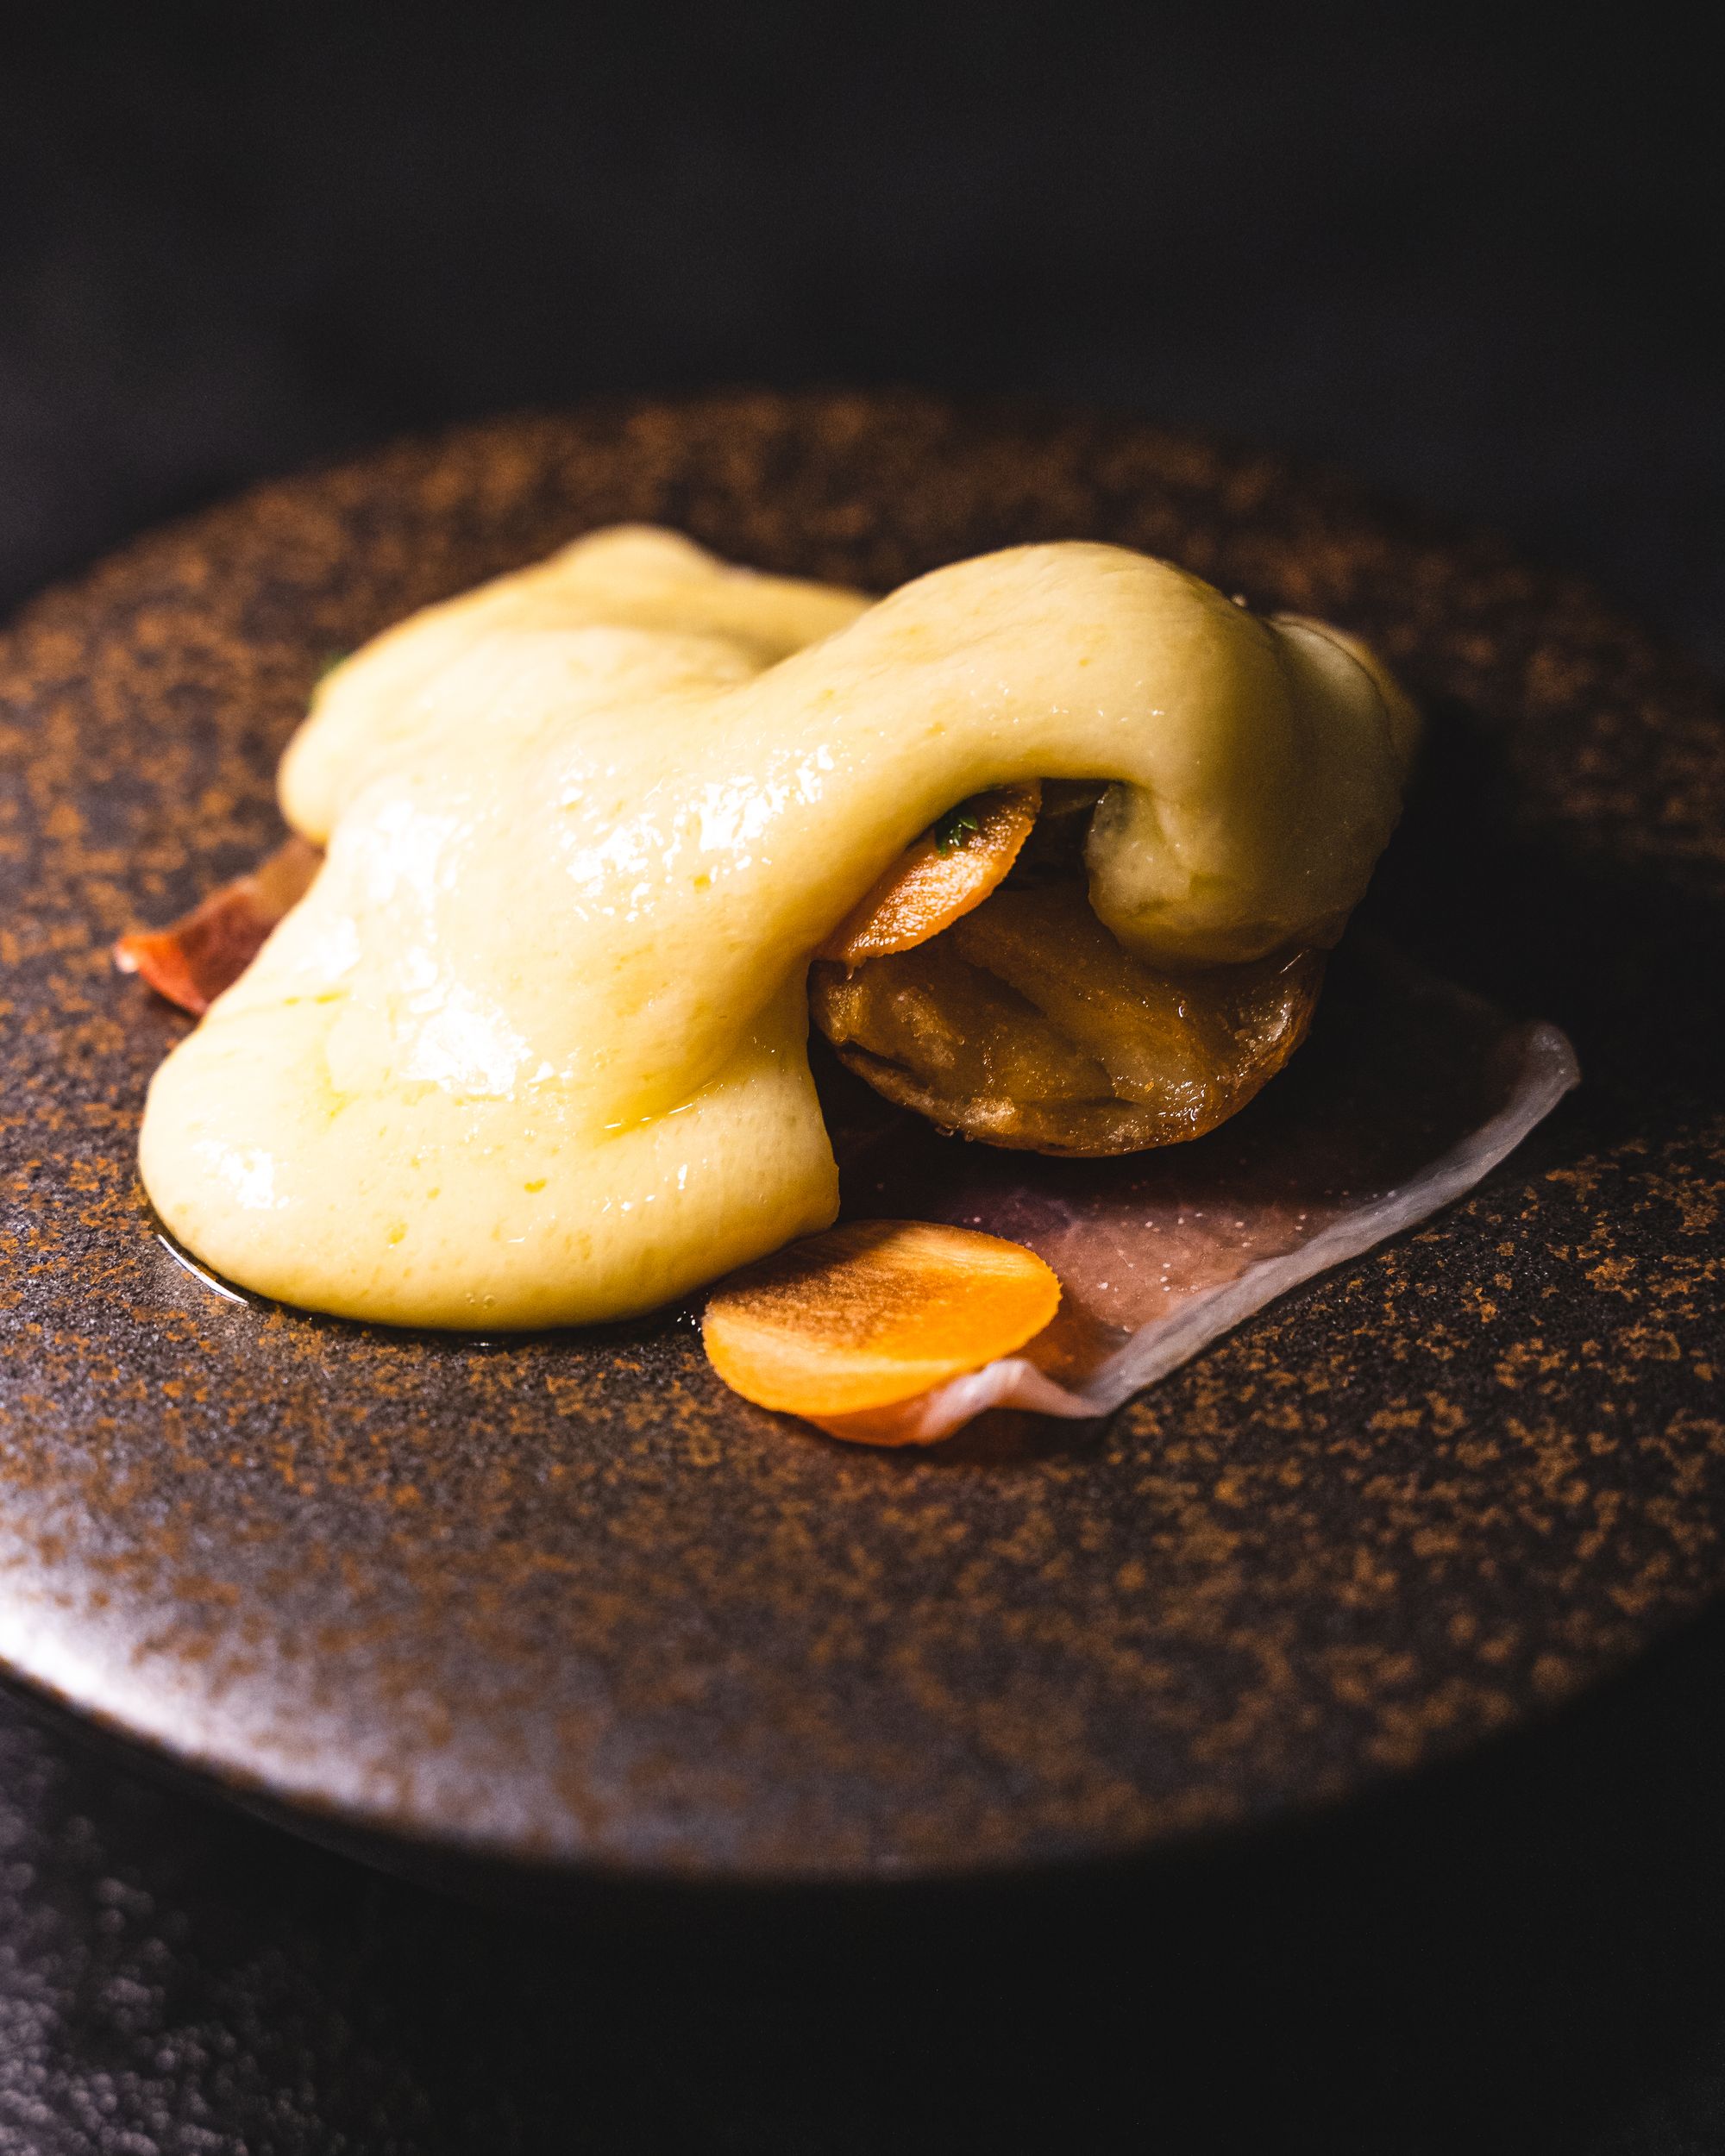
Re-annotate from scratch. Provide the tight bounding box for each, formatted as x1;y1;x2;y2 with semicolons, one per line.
810;881;1323;1156
703;1219;1061;1435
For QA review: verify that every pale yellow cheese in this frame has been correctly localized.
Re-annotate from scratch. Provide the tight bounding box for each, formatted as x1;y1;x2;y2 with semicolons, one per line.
140;526;1416;1328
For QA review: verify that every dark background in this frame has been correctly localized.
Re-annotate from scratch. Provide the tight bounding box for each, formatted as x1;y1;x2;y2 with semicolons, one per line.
3;3;1722;2149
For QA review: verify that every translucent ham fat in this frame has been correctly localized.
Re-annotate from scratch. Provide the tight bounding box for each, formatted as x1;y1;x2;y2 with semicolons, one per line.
733;945;1578;1445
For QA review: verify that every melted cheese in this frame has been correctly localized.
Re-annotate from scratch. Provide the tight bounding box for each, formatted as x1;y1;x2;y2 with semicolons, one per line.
139;526;1416;1328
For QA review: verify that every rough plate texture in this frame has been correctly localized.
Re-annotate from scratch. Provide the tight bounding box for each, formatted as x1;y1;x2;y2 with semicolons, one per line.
1;392;1720;1886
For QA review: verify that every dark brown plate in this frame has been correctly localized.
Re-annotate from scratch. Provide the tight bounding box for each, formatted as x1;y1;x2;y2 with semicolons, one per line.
2;392;1721;1888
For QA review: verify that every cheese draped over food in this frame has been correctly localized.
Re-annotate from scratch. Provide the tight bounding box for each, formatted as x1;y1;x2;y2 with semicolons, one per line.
139;528;1417;1328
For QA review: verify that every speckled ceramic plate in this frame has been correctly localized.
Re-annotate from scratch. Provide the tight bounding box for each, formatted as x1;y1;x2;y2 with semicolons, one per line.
2;392;1721;1889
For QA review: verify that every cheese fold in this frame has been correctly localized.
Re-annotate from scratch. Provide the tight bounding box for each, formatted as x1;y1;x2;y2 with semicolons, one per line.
140;527;1415;1327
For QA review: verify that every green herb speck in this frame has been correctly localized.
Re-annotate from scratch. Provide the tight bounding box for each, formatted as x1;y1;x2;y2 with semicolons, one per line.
934;806;981;856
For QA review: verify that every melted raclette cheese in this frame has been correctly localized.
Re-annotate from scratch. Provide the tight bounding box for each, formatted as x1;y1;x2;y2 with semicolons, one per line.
139;527;1416;1328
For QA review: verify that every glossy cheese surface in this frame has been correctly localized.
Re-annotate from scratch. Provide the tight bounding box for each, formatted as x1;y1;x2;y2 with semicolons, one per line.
140;527;1415;1327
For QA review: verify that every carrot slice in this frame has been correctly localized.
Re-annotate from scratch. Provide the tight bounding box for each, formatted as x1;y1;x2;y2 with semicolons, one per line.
115;835;323;1014
702;1218;1061;1441
819;782;1041;964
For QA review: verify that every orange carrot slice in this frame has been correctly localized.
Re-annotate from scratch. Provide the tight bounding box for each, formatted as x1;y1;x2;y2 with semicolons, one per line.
702;1219;1061;1442
819;782;1041;964
115;834;322;1014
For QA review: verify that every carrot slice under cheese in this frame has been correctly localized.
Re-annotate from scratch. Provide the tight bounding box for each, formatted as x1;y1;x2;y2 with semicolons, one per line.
115;835;323;1014
702;1218;1061;1441
819;783;1041;964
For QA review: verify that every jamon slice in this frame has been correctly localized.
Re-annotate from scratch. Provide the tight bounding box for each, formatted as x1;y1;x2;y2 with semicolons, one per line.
812;881;1323;1155
819;784;1041;963
702;1219;1061;1445
114;836;322;1014
709;945;1578;1445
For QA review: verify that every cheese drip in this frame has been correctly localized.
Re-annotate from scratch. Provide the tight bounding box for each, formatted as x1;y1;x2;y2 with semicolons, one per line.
140;527;1416;1328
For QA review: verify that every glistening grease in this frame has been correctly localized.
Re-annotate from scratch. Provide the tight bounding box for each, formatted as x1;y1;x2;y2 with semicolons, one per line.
138;528;1416;1328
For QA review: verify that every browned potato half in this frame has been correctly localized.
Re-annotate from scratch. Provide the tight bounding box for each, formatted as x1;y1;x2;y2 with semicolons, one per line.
810;881;1323;1156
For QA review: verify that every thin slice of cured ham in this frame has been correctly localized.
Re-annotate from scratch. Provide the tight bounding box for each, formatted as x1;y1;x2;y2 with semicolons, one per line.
114;836;322;1015
806;943;1578;1443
